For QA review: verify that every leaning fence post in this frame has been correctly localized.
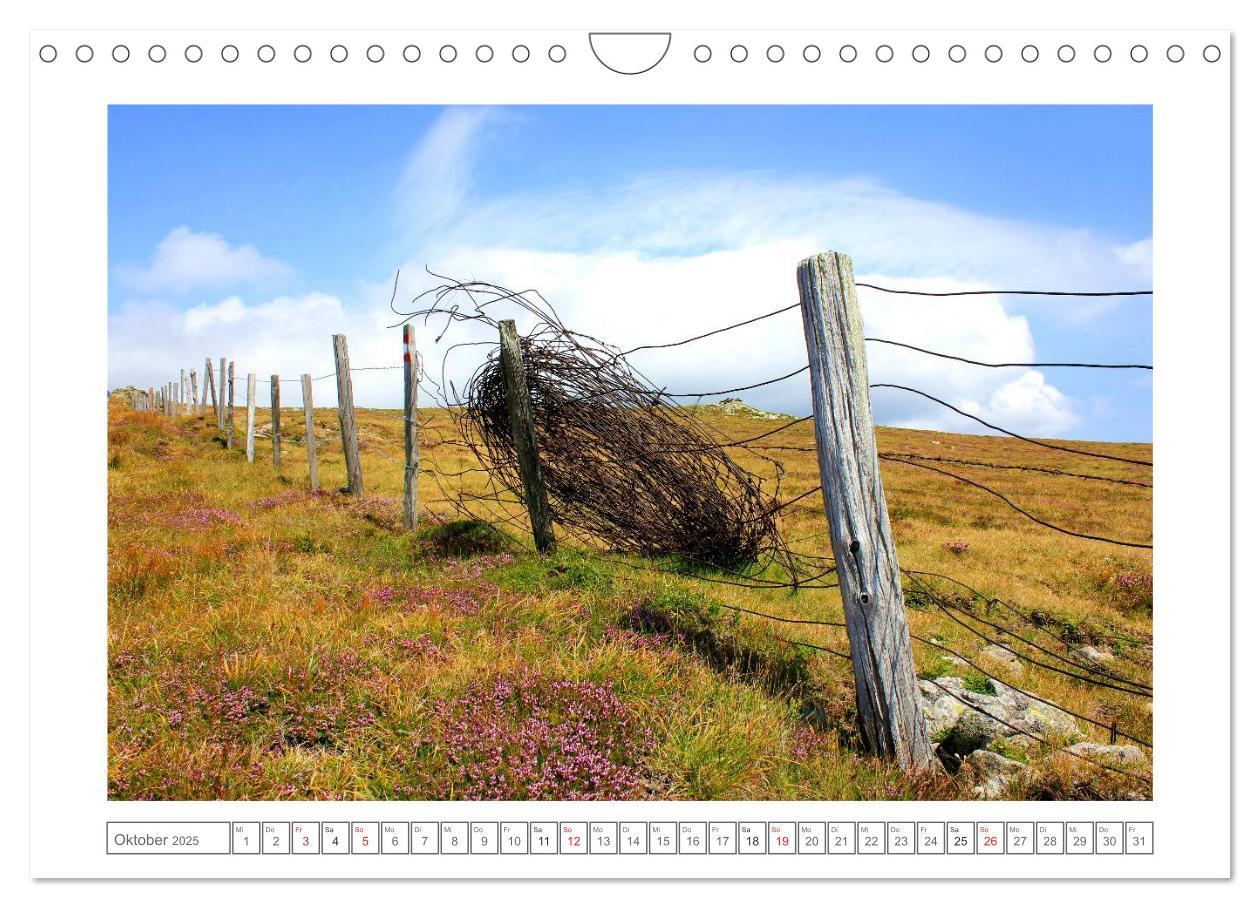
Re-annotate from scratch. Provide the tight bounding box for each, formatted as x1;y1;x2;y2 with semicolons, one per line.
796;250;932;770
498;319;556;555
226;362;236;448
203;357;216;418
402;324;421;530
246;373;257;463
270;374;282;468
332;334;364;497
218;358;227;428
301;373;320;491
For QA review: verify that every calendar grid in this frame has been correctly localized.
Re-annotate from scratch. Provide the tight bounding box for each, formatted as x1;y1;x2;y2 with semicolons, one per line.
105;820;1153;857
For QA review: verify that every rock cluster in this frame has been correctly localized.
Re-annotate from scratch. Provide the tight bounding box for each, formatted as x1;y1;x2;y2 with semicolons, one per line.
919;676;1148;797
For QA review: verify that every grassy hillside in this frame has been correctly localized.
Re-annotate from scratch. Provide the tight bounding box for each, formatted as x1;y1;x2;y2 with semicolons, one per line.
107;399;1152;801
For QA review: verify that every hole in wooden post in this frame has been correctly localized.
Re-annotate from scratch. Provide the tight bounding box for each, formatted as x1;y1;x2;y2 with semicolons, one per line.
849;540;860;555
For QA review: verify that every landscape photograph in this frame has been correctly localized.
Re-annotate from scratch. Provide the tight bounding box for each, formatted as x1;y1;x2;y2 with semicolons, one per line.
107;104;1153;802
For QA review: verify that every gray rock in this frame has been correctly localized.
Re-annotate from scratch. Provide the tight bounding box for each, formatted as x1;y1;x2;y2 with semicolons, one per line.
1065;742;1147;767
964;749;1028;799
919;676;1082;750
1073;645;1115;664
980;643;1025;675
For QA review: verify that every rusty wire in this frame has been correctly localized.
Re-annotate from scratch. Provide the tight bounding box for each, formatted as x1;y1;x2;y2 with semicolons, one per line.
393;275;790;569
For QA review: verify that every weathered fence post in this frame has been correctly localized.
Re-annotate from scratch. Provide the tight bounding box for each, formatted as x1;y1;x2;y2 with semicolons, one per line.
189;369;199;416
203;357;216;417
148;386;154;413
218;357;227;428
402;324;421;530
498;319;556;555
301;373;320;491
271;374;282;468
332;334;364;497
246;373;257;463
226;362;236;448
796;250;932;770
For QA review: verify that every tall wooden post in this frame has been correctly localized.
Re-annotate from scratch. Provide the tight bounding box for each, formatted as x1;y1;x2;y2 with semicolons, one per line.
189;369;199;416
796;251;932;769
246;373;257;463
301;373;320;491
332;334;364;497
226;362;236;448
402;324;421;530
204;357;216;418
270;374;282;468
498;319;556;555
218;357;227;428
179;370;186;414
148;386;154;413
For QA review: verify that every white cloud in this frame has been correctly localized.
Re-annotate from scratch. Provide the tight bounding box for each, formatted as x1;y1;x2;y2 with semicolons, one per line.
108;291;408;410
116;226;293;294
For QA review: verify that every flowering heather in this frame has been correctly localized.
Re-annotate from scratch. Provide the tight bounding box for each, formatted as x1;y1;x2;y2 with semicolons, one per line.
1115;572;1153;592
166;507;245;530
393;635;442;659
436;671;656;800
442;553;515;580
790;726;832;762
1110;570;1154;613
369;583;483;616
250;490;311;510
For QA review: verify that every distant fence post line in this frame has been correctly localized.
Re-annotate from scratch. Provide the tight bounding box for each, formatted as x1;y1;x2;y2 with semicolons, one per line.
332;333;365;497
246;373;257;463
301;373;320;492
402;324;421;530
498;319;556;555
796;250;933;770
271;374;282;468
226;361;236;448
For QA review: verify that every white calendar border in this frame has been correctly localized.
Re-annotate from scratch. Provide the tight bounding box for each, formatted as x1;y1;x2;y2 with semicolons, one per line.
25;21;1230;880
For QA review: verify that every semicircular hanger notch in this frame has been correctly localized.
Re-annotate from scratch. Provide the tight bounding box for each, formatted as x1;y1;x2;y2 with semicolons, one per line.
588;32;672;74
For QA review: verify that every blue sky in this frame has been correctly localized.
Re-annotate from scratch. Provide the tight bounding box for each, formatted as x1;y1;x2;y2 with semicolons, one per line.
109;105;1152;441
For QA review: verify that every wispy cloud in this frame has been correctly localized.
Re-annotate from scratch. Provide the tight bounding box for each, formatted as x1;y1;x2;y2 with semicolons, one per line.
115;226;293;294
395;107;503;236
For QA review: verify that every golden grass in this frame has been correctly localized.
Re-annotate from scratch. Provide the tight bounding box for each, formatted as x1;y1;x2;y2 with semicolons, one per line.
107;399;1151;801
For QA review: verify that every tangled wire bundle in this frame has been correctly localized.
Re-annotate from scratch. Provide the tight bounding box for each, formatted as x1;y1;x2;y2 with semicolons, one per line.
397;278;787;568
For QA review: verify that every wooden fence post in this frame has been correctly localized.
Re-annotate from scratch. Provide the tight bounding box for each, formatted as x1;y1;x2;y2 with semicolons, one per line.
203;357;216;417
498;319;556;555
332;334;364;497
218;357;227;428
301;373;320;491
246;373;257;463
226;362;235;448
148;387;154;413
271;374;282;468
796;250;932;770
189;369;199;416
402;324;421;530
